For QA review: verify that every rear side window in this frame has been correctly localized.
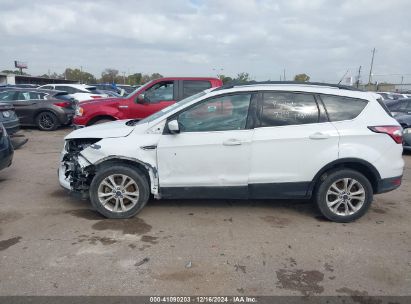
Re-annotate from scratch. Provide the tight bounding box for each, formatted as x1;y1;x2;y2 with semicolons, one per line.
259;92;319;127
320;95;367;121
29;92;46;100
182;81;211;98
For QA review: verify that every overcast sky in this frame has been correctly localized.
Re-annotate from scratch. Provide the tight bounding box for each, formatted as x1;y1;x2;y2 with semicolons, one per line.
0;0;410;83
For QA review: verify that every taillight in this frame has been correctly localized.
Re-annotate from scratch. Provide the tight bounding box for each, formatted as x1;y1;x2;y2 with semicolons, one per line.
90;96;102;99
368;125;403;144
53;102;71;108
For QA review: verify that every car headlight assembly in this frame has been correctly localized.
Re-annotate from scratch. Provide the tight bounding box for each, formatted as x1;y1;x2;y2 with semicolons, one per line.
75;106;84;116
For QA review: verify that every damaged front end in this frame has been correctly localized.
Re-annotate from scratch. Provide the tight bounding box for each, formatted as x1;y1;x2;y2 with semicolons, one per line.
59;138;101;196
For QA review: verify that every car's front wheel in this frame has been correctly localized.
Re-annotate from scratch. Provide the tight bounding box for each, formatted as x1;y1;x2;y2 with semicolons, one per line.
315;169;373;222
89;164;150;218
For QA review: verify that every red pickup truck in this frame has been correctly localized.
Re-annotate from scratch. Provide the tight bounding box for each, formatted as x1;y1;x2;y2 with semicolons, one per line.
73;77;222;126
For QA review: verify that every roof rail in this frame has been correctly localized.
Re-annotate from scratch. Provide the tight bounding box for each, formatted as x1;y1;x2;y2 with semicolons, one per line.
213;81;363;92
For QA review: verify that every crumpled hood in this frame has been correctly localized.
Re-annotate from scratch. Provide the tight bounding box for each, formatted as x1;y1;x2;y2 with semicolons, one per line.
65;120;138;139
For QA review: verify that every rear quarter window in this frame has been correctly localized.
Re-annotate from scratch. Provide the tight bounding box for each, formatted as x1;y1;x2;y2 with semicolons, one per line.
182;80;211;98
320;95;368;121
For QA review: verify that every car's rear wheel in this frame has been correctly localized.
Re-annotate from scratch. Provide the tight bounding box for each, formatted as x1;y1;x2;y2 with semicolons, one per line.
89;165;150;219
315;169;373;222
36;111;58;131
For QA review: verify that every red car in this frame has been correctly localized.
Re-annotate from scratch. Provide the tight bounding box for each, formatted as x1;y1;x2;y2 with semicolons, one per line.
73;77;222;126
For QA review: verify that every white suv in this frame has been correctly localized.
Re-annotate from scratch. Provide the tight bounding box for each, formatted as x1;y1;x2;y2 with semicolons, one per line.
58;82;404;222
38;84;108;102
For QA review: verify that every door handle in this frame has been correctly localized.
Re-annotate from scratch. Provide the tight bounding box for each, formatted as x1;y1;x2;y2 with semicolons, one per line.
223;139;242;146
309;132;330;140
118;105;128;109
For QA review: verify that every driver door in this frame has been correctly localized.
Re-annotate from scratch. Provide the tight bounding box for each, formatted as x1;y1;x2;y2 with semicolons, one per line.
157;92;257;198
126;80;177;119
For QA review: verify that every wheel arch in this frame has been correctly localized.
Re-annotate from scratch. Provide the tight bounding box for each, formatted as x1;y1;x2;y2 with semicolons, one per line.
92;156;158;195
87;115;116;126
310;158;381;194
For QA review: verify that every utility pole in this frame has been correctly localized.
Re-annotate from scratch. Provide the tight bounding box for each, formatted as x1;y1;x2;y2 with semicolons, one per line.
80;66;83;84
356;66;361;88
283;68;286;81
122;71;126;84
368;48;376;84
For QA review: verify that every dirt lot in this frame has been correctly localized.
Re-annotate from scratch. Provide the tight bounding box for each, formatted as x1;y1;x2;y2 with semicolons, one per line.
0;128;410;296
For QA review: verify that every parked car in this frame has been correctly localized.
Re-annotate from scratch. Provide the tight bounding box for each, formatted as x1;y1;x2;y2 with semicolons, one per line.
73;77;223;126
59;82;404;222
403;128;411;151
377;92;405;102
37;84;108;102
386;98;411;128
0;123;13;171
0;88;76;130
0;102;19;135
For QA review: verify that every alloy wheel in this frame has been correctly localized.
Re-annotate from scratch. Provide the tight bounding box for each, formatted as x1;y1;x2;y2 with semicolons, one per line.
326;178;366;216
97;174;140;213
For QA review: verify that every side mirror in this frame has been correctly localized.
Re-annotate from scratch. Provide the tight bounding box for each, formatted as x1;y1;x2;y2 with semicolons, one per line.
136;94;146;104
167;119;180;134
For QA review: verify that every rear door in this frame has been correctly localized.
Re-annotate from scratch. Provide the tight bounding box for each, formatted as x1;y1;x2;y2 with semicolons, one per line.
12;91;45;124
249;91;340;198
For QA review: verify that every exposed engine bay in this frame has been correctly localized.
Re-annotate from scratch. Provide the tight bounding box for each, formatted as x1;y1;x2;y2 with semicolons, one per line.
61;138;101;193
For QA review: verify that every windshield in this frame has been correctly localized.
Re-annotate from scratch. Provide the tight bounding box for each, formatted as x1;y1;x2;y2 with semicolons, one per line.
124;81;154;98
136;91;207;125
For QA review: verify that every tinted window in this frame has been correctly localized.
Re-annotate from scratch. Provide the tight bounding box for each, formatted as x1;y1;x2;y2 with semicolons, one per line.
182;81;211;98
55;86;77;94
321;95;367;121
41;85;53;90
178;93;252;132
260;92;319;127
17;92;32;100
29;92;46;100
145;81;174;102
0;91;16;101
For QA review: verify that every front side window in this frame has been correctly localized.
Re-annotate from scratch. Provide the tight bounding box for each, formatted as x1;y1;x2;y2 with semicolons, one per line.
182;80;211;98
145;81;174;102
177;93;252;132
259;92;319;127
321;95;368;121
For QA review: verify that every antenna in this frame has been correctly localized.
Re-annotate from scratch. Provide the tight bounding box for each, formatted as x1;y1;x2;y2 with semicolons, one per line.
338;70;349;85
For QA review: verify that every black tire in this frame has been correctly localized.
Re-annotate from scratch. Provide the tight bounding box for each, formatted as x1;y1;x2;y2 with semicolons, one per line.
314;169;373;223
89;164;150;219
36;111;58;131
91;119;113;125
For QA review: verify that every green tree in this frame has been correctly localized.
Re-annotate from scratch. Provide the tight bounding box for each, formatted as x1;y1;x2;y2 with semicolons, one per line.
294;73;310;82
234;72;251;83
127;73;142;85
64;68;96;83
218;74;233;84
100;68;119;83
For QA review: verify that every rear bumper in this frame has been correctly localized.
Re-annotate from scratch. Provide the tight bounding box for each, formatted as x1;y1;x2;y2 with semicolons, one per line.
0;136;14;171
375;175;402;194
